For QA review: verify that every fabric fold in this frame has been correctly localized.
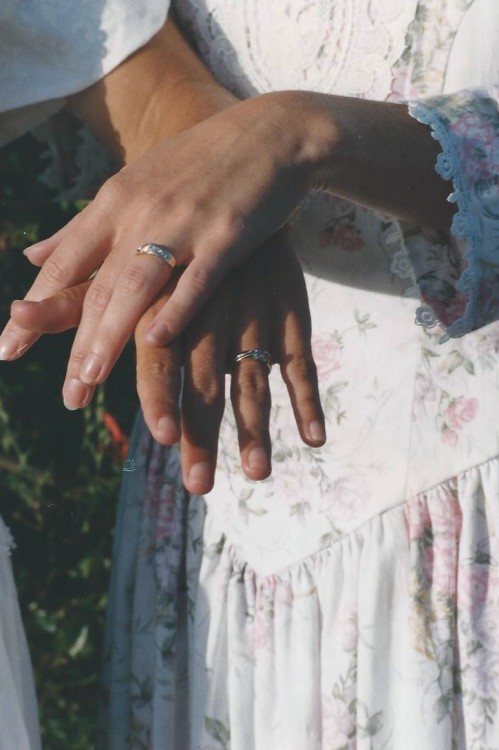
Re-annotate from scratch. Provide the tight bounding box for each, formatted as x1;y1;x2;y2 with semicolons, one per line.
101;413;499;749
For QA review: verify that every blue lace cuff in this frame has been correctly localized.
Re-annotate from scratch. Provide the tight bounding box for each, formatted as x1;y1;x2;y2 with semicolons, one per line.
407;86;499;339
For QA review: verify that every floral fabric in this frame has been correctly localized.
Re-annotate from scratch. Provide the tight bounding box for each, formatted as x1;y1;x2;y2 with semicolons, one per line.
408;87;499;340
102;415;499;750
65;0;499;748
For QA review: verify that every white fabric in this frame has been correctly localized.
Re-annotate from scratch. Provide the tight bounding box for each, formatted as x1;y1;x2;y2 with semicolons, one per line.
0;519;40;750
0;0;170;145
444;0;499;93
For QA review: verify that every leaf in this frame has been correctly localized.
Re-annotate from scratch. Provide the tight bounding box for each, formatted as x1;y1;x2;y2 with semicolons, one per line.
68;626;89;658
486;697;498;713
204;716;230;747
435;693;452;723
365;711;383;736
447;351;464;374
463;358;475;375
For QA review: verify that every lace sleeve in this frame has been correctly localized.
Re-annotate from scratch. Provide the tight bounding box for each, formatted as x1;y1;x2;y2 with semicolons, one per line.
405;86;499;340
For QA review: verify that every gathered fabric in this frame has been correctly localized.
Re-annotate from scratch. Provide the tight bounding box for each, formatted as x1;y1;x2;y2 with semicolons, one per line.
101;412;499;749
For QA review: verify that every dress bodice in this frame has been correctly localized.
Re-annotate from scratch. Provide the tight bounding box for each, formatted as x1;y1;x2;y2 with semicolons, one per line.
166;0;499;577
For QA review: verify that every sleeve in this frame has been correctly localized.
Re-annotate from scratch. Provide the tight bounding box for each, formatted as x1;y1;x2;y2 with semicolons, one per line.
0;0;170;146
405;86;499;340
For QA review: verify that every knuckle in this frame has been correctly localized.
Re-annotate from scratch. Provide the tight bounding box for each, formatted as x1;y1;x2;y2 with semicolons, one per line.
188;263;217;294
286;352;318;382
211;209;243;247
84;281;112;312
138;357;176;383
187;370;223;408
42;255;70;285
118;266;151;295
96;174;129;213
232;367;269;400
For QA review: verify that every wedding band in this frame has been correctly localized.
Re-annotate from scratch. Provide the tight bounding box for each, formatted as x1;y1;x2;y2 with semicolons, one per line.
136;243;177;268
234;349;272;373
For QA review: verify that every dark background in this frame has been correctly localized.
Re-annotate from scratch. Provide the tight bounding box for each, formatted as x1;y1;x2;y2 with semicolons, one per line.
0;133;138;749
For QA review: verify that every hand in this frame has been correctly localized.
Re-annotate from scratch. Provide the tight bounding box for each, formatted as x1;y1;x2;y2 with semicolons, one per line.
0;92;329;396
11;231;325;493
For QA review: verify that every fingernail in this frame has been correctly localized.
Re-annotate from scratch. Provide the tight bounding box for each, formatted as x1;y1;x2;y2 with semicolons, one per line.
187;462;211;491
22;242;43;257
146;322;170;346
63;378;90;410
308;420;326;443
248;446;268;471
80;353;103;384
156;416;178;440
0;331;21;360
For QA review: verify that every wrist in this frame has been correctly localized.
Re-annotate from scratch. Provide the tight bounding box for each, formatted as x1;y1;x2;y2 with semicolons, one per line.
121;80;239;164
237;90;341;191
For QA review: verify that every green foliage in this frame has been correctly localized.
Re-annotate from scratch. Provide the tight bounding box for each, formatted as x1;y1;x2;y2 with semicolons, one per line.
0;134;138;748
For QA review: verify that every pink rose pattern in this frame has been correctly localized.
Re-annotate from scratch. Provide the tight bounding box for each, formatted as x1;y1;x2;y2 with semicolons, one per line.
99;2;499;748
404;480;499;747
319;206;365;254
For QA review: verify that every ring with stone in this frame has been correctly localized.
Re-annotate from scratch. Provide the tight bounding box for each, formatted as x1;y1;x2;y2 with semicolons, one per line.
135;243;177;268
233;349;272;373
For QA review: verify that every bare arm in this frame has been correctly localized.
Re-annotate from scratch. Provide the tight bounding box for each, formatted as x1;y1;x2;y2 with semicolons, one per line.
69;17;237;163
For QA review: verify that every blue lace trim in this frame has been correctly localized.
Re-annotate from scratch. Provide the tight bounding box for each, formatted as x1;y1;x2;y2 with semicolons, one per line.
408;100;483;340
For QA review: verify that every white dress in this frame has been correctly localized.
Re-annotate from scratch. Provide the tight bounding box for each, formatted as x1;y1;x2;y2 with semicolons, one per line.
0;520;40;750
3;1;499;749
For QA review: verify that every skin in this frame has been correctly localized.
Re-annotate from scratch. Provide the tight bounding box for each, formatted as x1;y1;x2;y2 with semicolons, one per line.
4;17;325;493
1;12;455;487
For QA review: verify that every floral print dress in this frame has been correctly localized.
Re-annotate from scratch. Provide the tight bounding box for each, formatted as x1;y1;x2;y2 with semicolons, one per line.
96;1;499;748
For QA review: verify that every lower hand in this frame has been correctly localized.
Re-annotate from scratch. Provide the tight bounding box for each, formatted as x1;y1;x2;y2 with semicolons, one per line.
11;231;325;493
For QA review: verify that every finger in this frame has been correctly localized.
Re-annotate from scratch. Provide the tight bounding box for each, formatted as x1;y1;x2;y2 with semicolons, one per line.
279;325;326;446
180;293;228;494
135;282;182;447
75;245;177;388
144;254;229;345
230;357;272;481
274;255;326;446
23;210;86;266
229;259;273;480
9;281;91;333
0;201;113;361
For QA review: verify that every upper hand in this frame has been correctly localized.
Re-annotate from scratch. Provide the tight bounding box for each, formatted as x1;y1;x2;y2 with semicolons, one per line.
0;92;327;405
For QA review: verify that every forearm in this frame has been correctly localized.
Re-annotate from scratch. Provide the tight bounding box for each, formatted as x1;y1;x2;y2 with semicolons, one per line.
68;16;238;164
251;91;456;231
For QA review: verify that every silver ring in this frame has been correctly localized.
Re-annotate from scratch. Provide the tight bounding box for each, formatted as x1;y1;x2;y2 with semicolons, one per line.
234;349;272;373
136;243;177;268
